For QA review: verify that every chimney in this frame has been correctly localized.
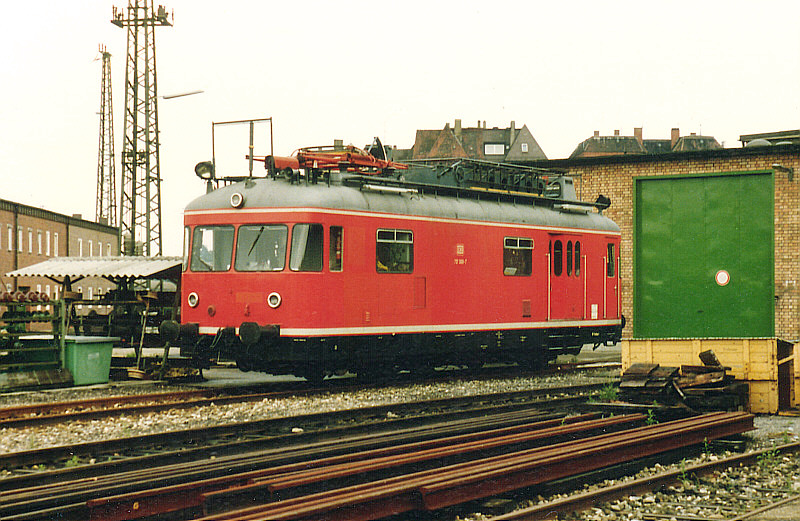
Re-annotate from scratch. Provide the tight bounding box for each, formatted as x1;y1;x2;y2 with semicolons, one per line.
509;120;515;147
454;119;462;140
671;128;680;149
634;127;643;146
593;130;600;138
614;130;620;136
483;120;486;129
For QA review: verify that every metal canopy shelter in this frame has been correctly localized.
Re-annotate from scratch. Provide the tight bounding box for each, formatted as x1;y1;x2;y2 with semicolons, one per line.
5;256;182;286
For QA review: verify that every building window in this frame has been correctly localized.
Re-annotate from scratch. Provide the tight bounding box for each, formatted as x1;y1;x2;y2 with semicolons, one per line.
89;240;93;257
17;227;22;253
503;237;533;276
290;223;324;272
28;229;32;253
37;231;42;255
107;242;111;256
329;226;343;272
46;231;51;256
376;229;413;273
78;238;83;257
6;225;10;251
54;233;59;257
521;143;529;153
484;143;505;155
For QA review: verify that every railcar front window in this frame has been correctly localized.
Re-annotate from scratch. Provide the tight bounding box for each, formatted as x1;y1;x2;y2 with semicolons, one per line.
376;229;413;273
191;225;234;272
503;237;533;276
235;225;288;271
290;224;323;272
574;241;581;276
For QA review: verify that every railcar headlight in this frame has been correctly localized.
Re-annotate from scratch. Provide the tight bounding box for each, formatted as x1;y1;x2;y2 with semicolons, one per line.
267;292;282;309
194;161;215;180
187;292;199;308
230;192;245;208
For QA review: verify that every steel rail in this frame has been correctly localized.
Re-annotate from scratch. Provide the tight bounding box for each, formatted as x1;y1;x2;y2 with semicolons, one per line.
82;413;629;521
0;383;605;471
0;409;600;521
193;412;753;521
489;441;800;521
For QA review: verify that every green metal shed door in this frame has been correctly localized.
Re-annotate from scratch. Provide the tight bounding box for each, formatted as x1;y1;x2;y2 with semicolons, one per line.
634;172;774;338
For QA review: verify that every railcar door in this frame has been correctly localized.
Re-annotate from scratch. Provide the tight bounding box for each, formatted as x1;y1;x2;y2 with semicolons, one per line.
603;240;620;319
548;235;584;320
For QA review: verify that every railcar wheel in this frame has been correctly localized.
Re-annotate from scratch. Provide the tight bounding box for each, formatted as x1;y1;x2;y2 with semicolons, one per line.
235;358;253;372
301;366;326;385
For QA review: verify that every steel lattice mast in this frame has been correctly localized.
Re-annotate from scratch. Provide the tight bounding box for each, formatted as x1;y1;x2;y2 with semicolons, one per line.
111;1;172;256
96;45;117;227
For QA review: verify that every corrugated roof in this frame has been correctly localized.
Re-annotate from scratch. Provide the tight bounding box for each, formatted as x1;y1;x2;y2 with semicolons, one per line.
6;256;182;280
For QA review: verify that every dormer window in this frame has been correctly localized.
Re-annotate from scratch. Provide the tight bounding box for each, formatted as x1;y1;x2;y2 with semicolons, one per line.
484;143;505;155
521;143;529;153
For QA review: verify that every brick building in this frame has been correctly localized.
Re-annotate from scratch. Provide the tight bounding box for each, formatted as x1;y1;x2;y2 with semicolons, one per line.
569;127;722;158
0;199;120;300
394;120;548;162
533;144;800;340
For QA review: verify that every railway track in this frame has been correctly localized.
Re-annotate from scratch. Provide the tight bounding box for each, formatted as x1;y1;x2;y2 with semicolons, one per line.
0;361;618;429
0;410;751;521
491;441;800;521
0;383;608;472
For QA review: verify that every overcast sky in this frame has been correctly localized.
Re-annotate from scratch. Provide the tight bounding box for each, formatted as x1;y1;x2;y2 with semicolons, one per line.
2;1;799;255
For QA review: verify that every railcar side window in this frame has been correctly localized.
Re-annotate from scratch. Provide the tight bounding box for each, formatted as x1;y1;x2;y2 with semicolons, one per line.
235;225;288;271
329;226;343;272
503;237;533;276
182;226;190;272
376;229;413;273
607;243;615;277
574;241;581;276
191;225;234;272
566;241;573;276
290;224;324;272
553;240;563;276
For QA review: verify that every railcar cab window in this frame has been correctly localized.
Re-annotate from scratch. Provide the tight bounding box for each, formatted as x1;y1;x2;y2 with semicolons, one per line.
607;243;616;277
235;225;288;271
503;237;532;276
290;224;323;272
191;225;234;272
376;229;413;273
182;226;190;272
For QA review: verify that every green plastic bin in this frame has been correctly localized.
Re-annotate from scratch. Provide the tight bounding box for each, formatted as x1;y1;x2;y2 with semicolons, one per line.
64;336;117;386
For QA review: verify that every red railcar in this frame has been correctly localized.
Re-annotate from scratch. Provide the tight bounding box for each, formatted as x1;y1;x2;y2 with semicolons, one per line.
176;152;622;380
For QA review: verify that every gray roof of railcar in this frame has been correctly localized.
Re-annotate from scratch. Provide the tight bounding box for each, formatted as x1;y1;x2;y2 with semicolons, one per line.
185;177;619;233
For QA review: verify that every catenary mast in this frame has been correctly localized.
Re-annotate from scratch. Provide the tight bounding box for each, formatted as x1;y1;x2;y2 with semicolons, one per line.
95;45;117;228
111;1;172;256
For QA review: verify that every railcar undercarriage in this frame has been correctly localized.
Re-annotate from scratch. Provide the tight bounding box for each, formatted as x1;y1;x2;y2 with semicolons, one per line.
178;323;623;382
